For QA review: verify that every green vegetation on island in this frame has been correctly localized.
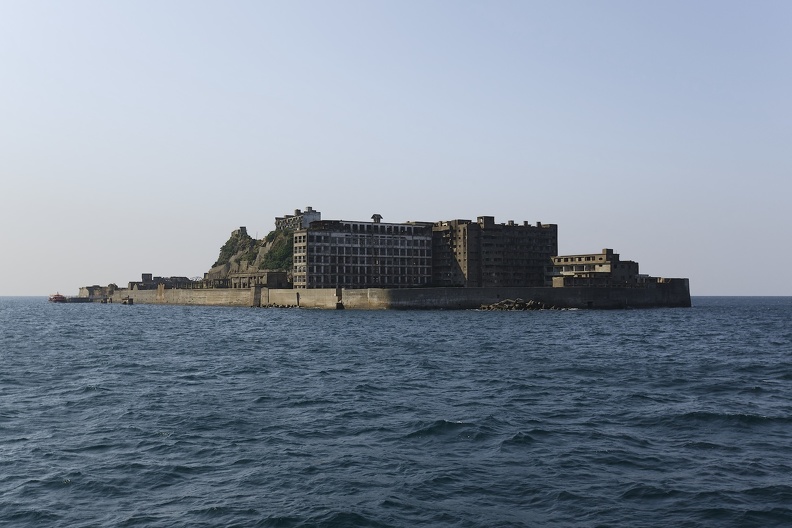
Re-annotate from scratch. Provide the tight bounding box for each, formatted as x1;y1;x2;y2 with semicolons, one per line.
213;229;255;268
209;227;294;278
259;232;293;270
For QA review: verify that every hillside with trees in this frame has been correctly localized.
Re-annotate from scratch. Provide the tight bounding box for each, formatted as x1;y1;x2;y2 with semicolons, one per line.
205;228;294;280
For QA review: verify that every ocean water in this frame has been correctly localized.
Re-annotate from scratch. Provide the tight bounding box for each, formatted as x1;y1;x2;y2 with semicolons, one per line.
1;297;791;527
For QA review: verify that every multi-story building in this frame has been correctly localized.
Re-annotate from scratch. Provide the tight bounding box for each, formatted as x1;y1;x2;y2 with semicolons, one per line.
551;248;640;287
432;216;558;287
275;206;321;231
292;216;433;289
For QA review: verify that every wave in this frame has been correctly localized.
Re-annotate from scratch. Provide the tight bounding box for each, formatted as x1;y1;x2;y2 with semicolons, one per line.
500;428;552;447
404;419;476;439
657;411;792;427
4;297;792;527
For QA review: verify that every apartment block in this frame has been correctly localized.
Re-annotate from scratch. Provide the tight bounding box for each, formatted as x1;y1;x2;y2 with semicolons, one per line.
292;217;433;289
552;248;640;287
432;216;558;287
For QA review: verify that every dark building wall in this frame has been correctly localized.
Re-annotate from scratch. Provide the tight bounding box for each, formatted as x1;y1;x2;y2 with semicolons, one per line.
432;217;558;287
552;249;641;287
432;220;471;286
293;220;433;289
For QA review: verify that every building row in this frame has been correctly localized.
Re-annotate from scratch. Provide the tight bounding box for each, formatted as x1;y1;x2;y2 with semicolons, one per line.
278;207;654;291
284;208;560;290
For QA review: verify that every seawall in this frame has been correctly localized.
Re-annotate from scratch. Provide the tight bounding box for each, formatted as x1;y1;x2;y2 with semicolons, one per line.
109;287;255;307
107;279;690;309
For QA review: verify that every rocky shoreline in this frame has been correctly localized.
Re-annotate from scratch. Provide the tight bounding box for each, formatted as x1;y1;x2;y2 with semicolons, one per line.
479;298;566;311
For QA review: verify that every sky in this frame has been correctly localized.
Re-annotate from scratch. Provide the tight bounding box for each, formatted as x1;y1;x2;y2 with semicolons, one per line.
1;1;790;296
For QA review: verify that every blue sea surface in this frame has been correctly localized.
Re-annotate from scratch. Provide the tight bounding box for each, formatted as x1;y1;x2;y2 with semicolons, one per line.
1;296;791;527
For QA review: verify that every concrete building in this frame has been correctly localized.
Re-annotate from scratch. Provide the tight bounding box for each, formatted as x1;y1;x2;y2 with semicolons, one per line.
275;206;321;231
551;249;641;287
229;271;289;289
292;218;434;289
128;274;194;290
432;216;558;287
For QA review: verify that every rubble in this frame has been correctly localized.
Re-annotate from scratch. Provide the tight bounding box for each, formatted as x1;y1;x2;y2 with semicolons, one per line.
479;298;559;311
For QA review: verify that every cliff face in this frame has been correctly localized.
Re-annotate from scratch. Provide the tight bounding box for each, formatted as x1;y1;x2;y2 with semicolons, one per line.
205;228;294;280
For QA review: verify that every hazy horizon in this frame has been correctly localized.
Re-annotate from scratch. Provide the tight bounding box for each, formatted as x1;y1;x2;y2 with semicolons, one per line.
2;1;790;296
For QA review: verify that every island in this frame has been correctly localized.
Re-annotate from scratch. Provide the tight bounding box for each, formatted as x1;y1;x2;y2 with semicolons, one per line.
70;206;691;309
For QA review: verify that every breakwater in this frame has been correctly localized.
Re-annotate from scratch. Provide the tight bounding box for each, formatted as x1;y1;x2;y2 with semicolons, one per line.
101;280;690;309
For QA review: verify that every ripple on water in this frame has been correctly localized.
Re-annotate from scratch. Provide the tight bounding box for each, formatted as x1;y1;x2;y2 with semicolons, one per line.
1;297;791;527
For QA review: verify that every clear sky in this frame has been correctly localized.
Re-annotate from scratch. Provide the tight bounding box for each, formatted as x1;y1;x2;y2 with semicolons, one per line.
1;1;790;296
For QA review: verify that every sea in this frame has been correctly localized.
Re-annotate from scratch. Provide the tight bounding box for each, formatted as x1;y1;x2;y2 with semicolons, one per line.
1;296;790;527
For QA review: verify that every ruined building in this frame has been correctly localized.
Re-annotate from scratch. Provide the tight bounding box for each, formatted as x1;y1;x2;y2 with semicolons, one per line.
286;208;558;290
275;206;321;231
552;249;651;287
432;217;558;287
292;215;434;289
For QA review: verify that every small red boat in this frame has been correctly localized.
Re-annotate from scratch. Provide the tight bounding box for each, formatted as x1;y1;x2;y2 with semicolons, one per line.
48;293;67;303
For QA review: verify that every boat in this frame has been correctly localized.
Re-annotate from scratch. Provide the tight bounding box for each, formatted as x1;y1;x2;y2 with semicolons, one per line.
48;293;67;303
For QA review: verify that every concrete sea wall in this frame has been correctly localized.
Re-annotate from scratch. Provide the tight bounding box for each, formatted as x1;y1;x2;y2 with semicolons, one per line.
109;287;254;307
106;279;690;309
340;281;691;310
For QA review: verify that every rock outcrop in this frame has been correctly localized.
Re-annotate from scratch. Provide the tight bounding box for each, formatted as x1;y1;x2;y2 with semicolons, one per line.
205;227;294;281
479;298;559;311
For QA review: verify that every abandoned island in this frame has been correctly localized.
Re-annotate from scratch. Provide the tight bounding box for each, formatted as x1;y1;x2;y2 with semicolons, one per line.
70;206;690;309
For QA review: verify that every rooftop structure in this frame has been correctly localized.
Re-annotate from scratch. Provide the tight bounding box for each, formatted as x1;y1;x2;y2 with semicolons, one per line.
275;206;321;231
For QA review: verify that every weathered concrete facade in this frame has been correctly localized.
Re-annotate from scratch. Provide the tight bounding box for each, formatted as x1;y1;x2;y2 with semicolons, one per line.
552;248;640;287
78;284;118;299
229;271;289;289
275;206;321;231
292;219;434;289
432;217;558;287
128;273;194;291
